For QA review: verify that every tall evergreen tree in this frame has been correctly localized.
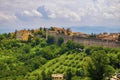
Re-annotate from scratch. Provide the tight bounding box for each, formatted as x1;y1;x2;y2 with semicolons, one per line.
87;50;110;80
118;35;120;41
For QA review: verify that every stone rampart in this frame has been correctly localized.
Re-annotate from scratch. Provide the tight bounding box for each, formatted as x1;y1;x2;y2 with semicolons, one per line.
48;31;120;48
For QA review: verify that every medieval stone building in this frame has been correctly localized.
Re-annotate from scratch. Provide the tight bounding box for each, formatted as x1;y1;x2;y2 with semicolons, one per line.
47;30;120;48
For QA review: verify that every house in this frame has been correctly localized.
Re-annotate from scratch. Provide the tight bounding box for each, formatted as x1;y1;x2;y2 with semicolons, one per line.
97;33;120;42
117;73;120;79
51;74;64;80
16;30;33;41
109;73;120;80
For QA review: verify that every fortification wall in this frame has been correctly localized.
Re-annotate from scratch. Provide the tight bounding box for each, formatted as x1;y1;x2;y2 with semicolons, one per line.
48;31;120;48
72;36;120;48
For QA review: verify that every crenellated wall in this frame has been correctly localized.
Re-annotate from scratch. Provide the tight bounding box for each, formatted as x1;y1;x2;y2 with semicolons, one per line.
48;31;120;48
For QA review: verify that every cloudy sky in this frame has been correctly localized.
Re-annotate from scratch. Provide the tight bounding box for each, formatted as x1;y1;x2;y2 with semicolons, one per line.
0;0;120;33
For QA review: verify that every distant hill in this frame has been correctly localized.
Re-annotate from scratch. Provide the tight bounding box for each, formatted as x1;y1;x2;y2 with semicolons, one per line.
70;26;120;34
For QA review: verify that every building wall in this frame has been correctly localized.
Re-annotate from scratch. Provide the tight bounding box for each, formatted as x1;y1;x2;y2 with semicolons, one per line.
48;31;120;48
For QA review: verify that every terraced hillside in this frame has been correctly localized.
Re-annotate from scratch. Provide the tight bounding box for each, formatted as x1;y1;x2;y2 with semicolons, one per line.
25;52;89;80
25;47;120;80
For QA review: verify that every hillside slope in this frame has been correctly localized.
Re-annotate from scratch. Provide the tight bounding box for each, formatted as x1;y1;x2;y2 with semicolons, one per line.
25;52;89;80
0;28;120;80
25;46;120;80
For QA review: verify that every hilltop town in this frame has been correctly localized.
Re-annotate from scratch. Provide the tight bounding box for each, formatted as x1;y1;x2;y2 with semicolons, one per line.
14;27;120;42
11;27;120;48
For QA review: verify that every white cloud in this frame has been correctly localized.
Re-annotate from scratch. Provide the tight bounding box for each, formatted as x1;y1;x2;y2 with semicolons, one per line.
94;0;120;19
0;12;16;21
1;0;120;21
41;0;120;22
103;13;115;19
22;10;42;17
0;0;120;28
48;7;82;21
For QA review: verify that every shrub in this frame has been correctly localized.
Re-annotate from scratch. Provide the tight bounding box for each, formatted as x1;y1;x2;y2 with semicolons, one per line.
57;37;64;46
76;69;84;76
47;35;55;44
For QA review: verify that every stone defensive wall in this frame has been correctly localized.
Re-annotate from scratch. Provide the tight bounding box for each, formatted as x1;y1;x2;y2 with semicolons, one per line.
48;31;120;48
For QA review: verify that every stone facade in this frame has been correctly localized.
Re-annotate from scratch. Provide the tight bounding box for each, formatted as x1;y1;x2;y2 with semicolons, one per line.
47;31;120;48
16;30;32;41
52;74;64;80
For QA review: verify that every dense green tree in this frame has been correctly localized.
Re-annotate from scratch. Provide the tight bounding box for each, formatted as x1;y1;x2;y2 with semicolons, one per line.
118;35;120;41
3;33;8;38
85;48;91;55
31;37;41;47
72;76;81;80
39;69;52;80
49;27;55;31
23;45;31;53
58;44;68;55
31;29;34;33
89;33;96;38
104;65;115;77
108;53;119;68
7;33;12;38
41;70;46;80
76;69;84;76
66;40;75;49
57;37;64;46
35;38;40;45
35;47;54;60
66;28;71;35
45;70;52;80
117;53;120;68
66;69;72;80
66;40;84;50
0;34;4;41
28;35;33;42
87;50;110;80
47;35;55;44
40;40;47;47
